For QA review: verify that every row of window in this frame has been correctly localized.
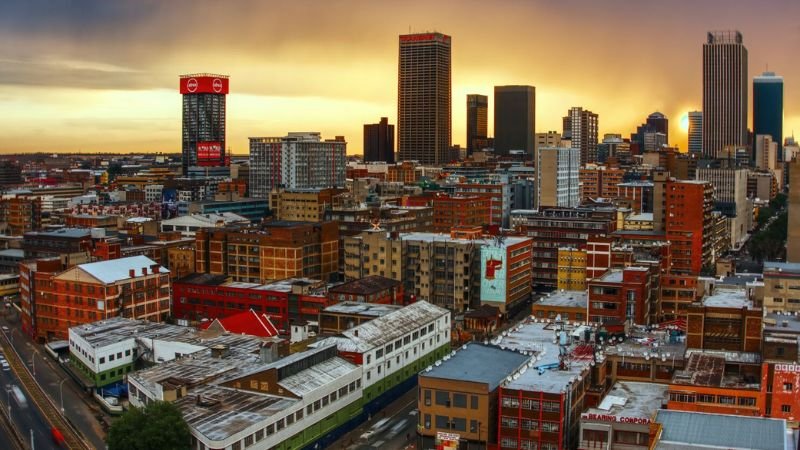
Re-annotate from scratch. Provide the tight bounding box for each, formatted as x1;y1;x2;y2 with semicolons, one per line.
668;392;757;407
500;438;557;450
501;397;560;412
500;416;559;432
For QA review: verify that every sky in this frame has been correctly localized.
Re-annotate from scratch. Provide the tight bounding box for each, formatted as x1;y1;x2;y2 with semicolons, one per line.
0;0;798;155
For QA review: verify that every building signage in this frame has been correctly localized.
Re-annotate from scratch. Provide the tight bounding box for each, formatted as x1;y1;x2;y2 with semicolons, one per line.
480;245;506;303
775;364;800;373
179;76;229;94
196;141;223;166
436;432;459;450
581;413;650;425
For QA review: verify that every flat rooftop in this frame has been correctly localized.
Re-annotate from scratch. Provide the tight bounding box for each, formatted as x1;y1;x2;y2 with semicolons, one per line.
536;291;587;309
672;352;759;389
328;275;401;295
603;326;686;363
764;261;800;275
763;312;800;333
420;343;529;391
322;302;403;317
654;410;790;450
702;288;753;309
583;381;667;421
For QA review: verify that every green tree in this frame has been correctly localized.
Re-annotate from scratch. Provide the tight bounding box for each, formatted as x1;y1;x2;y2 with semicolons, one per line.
107;401;191;450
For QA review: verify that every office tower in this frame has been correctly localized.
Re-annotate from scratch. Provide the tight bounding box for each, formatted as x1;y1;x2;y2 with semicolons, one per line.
494;85;535;158
363;117;395;163
753;71;784;161
703;31;748;159
688;111;703;156
536;147;580;208
397;32;451;165
466;94;488;155
180;74;229;174
563;107;599;165
249;132;346;197
646;112;669;144
789;159;800;262
754;134;778;170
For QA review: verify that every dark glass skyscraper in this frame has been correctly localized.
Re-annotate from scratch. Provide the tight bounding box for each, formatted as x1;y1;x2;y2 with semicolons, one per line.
646;112;669;144
397;33;451;165
363;117;395;163
494;85;535;158
753;71;784;160
180;74;229;174
703;31;748;159
466;94;488;156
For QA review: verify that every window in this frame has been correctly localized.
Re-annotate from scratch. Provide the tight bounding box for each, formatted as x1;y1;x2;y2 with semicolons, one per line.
542;422;559;432
543;401;560;412
501;416;518;428
424;390;431;406
470;420;478;433
502;397;519;408
718;396;736;405
738;397;756;407
471;395;478;409
784;383;793;392
452;417;466;431
782;404;792;413
435;391;450;406
615;430;647;444
453;393;467;408
424;414;431;429
698;394;715;403
500;438;518;448
99;357;105;364
522;399;540;410
376;349;383;358
435;415;449;429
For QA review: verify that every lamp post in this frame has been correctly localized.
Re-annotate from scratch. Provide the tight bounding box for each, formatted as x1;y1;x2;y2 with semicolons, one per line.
59;379;67;414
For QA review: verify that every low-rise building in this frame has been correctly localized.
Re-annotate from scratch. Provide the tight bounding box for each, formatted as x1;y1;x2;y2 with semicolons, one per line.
532;290;587;322
649;410;792;450
557;247;587;291
318;302;402;334
160;212;250;237
588;267;654;326
327;275;404;305
763;261;800;313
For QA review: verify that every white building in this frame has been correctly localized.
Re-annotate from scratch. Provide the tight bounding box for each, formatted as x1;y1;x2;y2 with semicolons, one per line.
537;146;580;208
249;132;347;198
160;212;250;236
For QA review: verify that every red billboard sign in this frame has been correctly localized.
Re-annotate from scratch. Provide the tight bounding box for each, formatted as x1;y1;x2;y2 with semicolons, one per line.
399;33;451;43
179;76;229;94
197;141;222;165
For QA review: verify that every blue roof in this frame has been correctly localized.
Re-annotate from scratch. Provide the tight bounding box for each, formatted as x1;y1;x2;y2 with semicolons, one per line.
420;343;529;391
78;255;168;284
655;410;789;450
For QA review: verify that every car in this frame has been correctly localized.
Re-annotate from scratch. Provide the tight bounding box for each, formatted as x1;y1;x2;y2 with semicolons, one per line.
1;326;8;333
0;362;8;372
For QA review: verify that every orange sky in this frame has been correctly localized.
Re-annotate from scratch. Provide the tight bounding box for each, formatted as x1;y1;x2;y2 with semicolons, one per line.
0;0;798;155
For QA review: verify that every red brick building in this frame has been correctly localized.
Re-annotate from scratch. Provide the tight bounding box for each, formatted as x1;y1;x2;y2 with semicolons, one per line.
432;194;490;232
172;274;331;332
327;275;404;305
588;267;654;325
660;178;714;274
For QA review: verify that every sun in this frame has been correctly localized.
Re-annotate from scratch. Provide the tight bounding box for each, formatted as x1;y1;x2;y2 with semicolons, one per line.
679;112;690;132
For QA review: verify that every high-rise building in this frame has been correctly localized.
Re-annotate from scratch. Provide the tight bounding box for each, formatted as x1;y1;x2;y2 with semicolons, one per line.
563;107;599;165
753;71;784;161
249;132;346;198
180;74;229;174
788;159;800;262
536;147;580;208
688;111;703;156
702;31;748;159
696;167;751;249
466;94;488;155
494;85;535;158
397;33;451;165
363;117;395;163
646;112;669;144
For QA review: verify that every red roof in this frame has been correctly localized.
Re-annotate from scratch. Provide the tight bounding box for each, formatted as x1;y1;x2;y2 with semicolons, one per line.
200;309;280;338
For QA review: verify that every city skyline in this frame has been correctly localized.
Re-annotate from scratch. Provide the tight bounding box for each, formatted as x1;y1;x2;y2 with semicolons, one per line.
0;0;799;154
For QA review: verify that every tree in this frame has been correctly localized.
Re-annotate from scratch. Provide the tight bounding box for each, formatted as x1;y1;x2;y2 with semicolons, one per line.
107;401;191;450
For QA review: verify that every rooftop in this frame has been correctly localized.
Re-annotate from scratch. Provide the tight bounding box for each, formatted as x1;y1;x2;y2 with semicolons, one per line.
0;248;24;258
322;302;403;317
702;287;753;309
77;255;167;284
25;228;91;239
583;381;667;421
626;212;654;222
597;269;624;283
764;261;800;275
328;275;401;295
763;312;800;334
672;352;759;389
654;410;789;450
420;343;529;391
536;291;587;309
603;325;686;363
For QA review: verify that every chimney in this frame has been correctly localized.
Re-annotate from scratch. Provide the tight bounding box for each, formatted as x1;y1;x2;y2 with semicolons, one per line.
142;267;148;276
150;264;160;274
129;269;135;278
354;329;359;337
782;321;789;328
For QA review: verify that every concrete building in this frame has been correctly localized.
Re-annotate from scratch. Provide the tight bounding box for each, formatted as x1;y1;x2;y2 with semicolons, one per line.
537;147;580;208
564;107;599;165
788;160;800;262
753;71;784;161
180;74;229;174
249;132;347;197
466;94;488;156
269;188;348;222
696;167;751;249
588;267;654;326
494;85;535;158
479;236;533;313
755;134;779;171
703;31;748;159
455;177;513;228
557;248;588;291
397;33;451;165
432;194;490;232
363;117;395;163
762;262;800;313
532;290;587;322
160;212;250;237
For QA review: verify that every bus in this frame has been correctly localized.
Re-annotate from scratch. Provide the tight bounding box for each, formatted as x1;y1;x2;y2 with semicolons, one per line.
10;385;27;408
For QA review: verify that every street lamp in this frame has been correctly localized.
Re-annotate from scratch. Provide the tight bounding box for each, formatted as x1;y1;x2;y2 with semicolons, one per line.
59;379;67;414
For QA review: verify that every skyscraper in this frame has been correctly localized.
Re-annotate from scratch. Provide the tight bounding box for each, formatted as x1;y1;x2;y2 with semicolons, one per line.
753;71;784;161
563;107;598;165
397;32;451;165
646;112;669;144
494;85;535;158
536;147;580;208
180;74;229;174
466;94;488;155
363;117;395;163
703;31;748;159
688;111;703;156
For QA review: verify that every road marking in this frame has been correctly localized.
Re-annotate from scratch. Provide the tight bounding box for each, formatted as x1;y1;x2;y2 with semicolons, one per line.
372;440;385;448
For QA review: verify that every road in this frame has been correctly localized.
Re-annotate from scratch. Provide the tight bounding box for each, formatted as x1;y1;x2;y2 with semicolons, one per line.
0;310;108;449
332;388;418;450
0;351;59;450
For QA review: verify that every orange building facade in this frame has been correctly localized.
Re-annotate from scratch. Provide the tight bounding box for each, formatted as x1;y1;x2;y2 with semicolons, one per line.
432;194;490;232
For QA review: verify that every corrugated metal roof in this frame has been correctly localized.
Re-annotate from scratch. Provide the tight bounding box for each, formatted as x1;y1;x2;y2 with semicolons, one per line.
655;410;789;450
78;255;168;284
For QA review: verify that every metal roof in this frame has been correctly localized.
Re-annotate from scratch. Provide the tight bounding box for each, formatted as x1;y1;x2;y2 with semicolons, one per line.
420;343;530;391
78;255;167;284
654;410;789;450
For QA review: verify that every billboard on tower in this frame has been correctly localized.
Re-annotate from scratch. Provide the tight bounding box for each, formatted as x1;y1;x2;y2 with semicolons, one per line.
196;141;223;166
179;75;229;94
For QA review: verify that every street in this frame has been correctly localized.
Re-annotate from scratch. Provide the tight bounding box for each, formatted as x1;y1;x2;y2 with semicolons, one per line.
332;388;418;450
1;310;108;449
0;351;59;450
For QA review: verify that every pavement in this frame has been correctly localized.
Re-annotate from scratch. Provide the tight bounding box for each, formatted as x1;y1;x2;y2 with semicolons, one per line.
0;309;109;450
